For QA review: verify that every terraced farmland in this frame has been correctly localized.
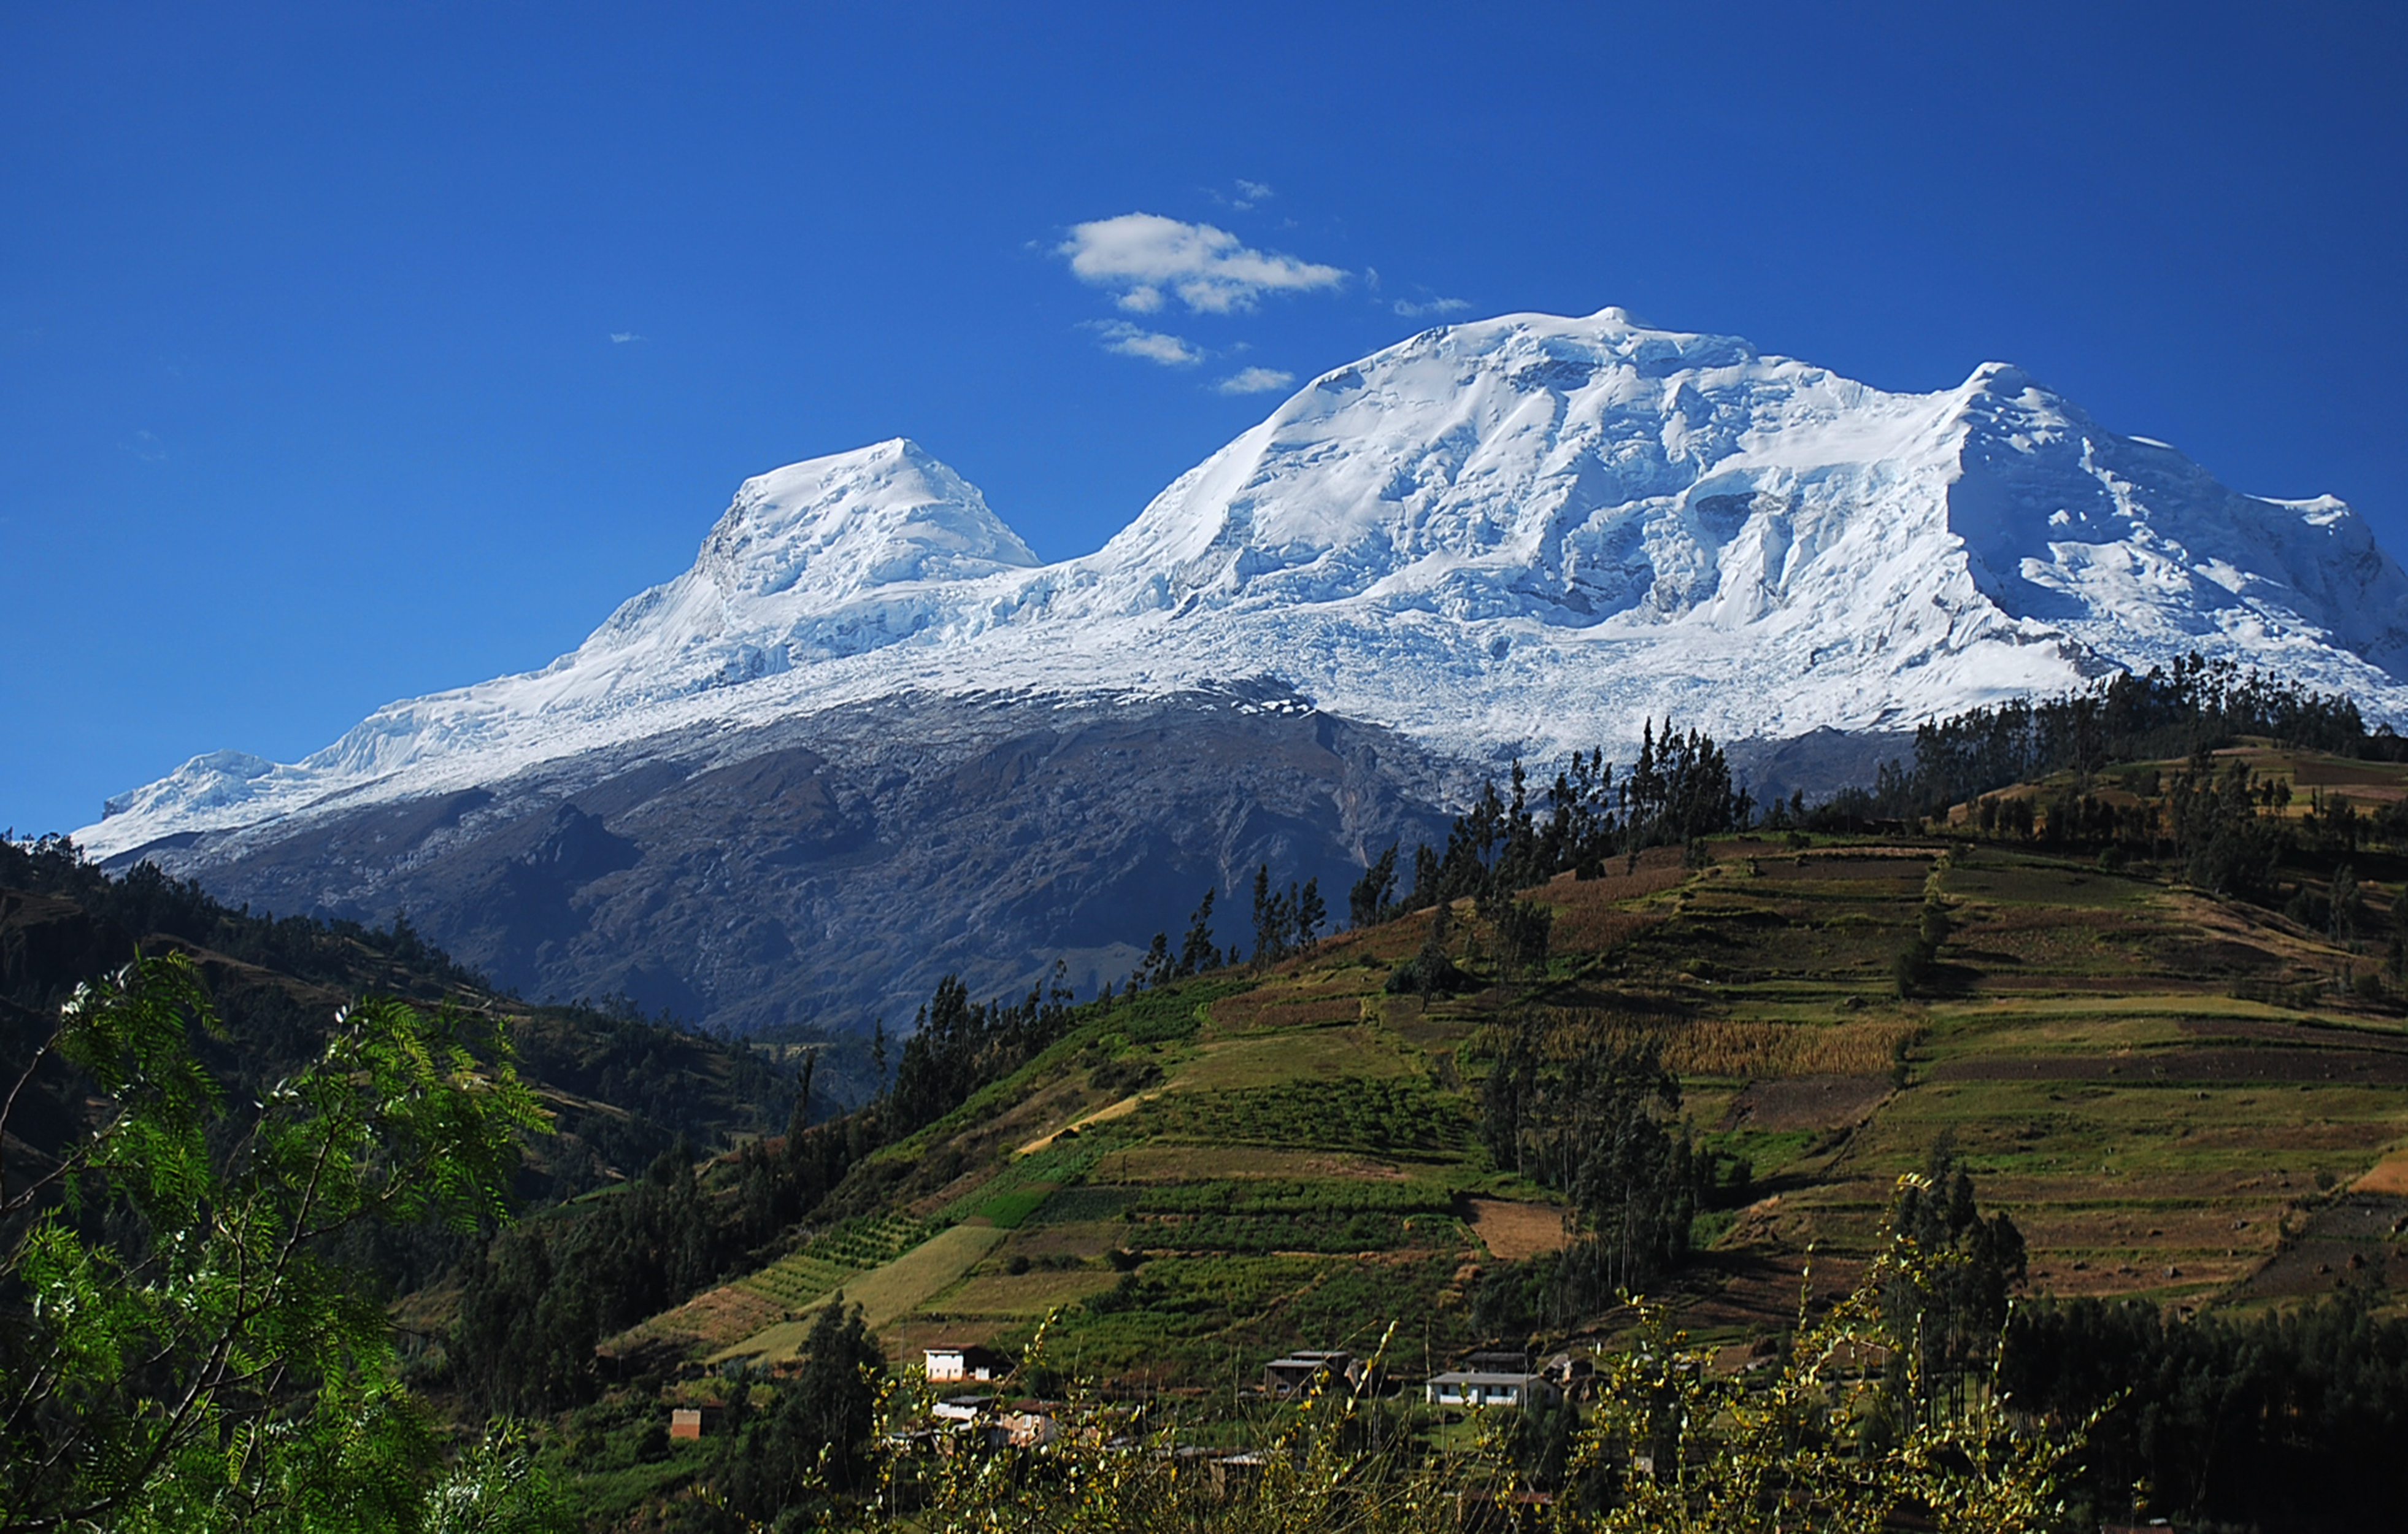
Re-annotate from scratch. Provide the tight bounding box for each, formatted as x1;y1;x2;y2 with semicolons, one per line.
610;747;2408;1387
736;1212;934;1310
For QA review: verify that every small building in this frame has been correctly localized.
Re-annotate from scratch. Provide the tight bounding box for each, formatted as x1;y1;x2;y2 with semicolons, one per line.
668;1406;721;1440
930;1393;996;1422
1004;1409;1058;1447
1210;1451;1266;1496
1424;1371;1561;1409
1263;1349;1354;1398
1540;1352;1596;1397
926;1343;1014;1383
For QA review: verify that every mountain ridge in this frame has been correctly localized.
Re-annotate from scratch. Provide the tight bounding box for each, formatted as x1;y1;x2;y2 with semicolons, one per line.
82;307;2408;862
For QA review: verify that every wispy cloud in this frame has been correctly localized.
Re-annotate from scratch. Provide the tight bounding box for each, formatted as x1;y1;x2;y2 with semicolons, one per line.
1215;367;1294;396
1393;296;1471;318
1207;178;1276;212
1060;213;1346;315
119;428;167;463
610;331;644;344
1090;320;1202;367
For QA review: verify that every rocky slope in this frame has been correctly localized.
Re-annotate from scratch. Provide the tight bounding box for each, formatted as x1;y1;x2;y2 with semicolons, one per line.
115;684;1461;1029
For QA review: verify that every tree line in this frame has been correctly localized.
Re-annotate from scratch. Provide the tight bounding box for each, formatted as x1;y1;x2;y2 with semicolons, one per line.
1811;652;2402;827
1475;1033;1701;1330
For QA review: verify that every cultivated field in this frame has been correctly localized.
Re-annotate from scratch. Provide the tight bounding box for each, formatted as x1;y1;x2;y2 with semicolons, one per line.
667;746;2408;1382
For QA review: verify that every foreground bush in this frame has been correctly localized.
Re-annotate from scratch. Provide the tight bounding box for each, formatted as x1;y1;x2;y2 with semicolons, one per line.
0;954;562;1533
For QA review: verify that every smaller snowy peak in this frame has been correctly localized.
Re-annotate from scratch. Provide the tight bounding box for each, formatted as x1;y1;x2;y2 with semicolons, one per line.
99;749;285;825
698;438;1039;600
564;438;1042;687
1929;362;2408;679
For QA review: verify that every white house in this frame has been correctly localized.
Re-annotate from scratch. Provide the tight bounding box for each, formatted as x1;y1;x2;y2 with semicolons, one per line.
925;1343;1012;1383
1423;1371;1561;1409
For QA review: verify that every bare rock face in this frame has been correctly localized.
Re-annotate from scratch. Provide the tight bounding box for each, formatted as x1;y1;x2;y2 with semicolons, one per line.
110;684;1462;1031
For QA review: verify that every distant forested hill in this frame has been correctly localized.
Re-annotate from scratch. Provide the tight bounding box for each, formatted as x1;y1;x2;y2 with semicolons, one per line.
0;833;829;1210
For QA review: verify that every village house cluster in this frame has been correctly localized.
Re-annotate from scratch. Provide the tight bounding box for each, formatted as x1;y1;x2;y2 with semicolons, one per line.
867;1341;1589;1459
666;1337;1601;1459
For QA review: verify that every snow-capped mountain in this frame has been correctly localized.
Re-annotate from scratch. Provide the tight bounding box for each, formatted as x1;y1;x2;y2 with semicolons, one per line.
85;307;2408;861
70;308;2408;1029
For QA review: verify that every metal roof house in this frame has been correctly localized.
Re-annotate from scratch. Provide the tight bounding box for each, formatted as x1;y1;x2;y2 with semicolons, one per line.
1263;1350;1354;1398
1424;1371;1561;1409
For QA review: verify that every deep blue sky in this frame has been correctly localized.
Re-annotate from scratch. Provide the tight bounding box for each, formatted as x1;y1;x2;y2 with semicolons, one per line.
6;2;2404;836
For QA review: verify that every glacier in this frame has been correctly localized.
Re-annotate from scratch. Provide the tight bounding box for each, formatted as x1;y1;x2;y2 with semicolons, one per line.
80;308;2408;863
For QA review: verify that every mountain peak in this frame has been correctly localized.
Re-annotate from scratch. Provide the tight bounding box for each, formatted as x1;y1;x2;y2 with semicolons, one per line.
522;440;1045;702
76;309;2408;863
705;438;1039;599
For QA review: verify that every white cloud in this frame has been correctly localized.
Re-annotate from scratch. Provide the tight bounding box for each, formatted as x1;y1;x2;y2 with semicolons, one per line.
1206;179;1275;211
1060;213;1346;315
1091;321;1202;367
1215;366;1294;396
1393;296;1471;318
610;331;644;344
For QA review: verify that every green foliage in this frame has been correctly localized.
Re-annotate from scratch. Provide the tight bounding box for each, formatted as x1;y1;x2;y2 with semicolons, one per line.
2002;1287;2408;1528
1491;896;1554;979
1137;1078;1474;1156
1129;1179;1456;1217
1348;841;1401;929
452;1124;873;1413
1120;1179;1461;1251
0;833;483;998
1480;1028;1697;1315
1383;904;1469;996
1247;864;1326;965
423;1423;576;1534
1174;888;1222;979
1407;723;1744;911
1026;1185;1136;1224
1844;653;2388;823
888;969;1079;1139
1112;982;1233;1044
1084;1054;1163;1095
974;1188;1052;1230
0;953;555;1532
706;1300;887;1522
1880;1138;2028;1424
0;831;806;1214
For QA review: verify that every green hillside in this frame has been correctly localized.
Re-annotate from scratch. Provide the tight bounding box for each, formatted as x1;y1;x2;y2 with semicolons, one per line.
625;753;2404;1397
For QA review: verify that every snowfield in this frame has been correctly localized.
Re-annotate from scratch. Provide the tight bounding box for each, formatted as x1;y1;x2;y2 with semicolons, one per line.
80;307;2408;860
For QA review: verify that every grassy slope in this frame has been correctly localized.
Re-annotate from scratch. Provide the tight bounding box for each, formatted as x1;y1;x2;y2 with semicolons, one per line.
629;744;2408;1388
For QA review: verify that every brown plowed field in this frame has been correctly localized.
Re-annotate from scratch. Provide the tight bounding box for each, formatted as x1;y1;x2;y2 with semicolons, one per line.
1721;1074;1891;1131
1929;1049;2408;1084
